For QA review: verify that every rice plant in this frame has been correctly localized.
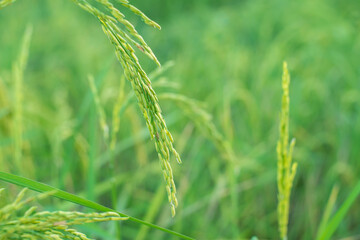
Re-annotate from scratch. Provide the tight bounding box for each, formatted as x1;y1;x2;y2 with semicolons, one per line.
277;62;297;240
70;0;181;216
0;188;126;239
13;25;32;176
1;0;360;239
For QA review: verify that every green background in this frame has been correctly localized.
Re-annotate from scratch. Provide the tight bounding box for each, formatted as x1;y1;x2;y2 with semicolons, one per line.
0;0;359;239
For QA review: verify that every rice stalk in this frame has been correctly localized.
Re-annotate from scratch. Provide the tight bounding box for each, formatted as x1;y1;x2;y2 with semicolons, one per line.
277;62;298;240
72;0;181;216
13;25;32;174
0;188;127;240
315;185;339;240
158;93;235;163
51;90;75;188
88;74;109;140
149;61;175;80
74;134;90;178
0;77;11;172
135;184;165;240
0;149;8;173
158;92;238;233
0;77;12;136
93;0;160;64
317;180;360;240
110;75;126;151
108;75;126;238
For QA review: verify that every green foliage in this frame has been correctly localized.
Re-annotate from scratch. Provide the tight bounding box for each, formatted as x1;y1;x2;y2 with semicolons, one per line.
0;0;360;239
316;180;360;240
315;185;340;240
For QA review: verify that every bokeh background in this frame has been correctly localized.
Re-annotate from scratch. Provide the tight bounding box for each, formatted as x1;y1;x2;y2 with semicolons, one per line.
0;0;360;239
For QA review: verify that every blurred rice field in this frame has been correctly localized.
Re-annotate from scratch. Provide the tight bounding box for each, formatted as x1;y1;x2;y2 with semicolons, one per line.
0;0;359;239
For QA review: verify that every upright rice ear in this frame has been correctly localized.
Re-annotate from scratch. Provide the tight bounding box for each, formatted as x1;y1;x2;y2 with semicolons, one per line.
277;61;297;240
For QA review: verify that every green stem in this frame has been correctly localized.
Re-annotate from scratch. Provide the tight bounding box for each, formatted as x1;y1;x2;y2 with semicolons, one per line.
110;149;121;239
